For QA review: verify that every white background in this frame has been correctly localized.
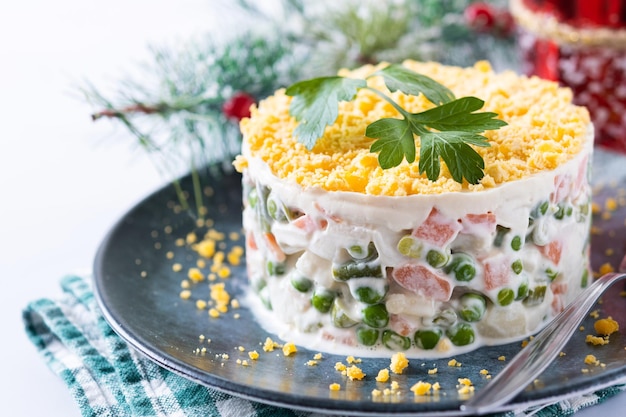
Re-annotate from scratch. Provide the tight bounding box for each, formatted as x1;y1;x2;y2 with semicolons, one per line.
0;1;624;416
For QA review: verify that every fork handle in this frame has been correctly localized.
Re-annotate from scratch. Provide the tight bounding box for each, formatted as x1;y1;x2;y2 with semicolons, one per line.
461;272;626;415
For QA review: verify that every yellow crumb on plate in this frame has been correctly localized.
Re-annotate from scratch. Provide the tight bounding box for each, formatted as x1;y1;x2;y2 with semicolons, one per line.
346;365;366;381
375;368;390;383
390;352;409;374
410;381;432;396
594;317;619;336
282;342;297;356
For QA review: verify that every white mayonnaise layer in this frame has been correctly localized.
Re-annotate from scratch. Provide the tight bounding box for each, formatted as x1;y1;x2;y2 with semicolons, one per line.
240;126;594;358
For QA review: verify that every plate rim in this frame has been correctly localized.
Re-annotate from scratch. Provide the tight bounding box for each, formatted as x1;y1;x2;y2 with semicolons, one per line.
92;168;626;416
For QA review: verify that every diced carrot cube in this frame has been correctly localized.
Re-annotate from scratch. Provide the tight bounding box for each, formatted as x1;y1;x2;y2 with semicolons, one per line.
551;174;572;203
264;232;286;262
392;264;452;302
292;214;318;233
550;281;568;295
246;230;257;251
413;208;461;247
461;212;497;234
538;240;563;265
483;255;511;291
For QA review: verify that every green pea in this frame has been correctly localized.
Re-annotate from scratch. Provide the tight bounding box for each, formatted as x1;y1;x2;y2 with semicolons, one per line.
566;206;573;217
266;260;286;276
290;274;313;293
531;200;550;218
493;225;511;247
432;308;457;328
348;242;377;260
446;323;475;346
331;299;358;328
332;260;384;281
311;289;335;313
458;293;486;322
361;303;389;328
523;285;547;306
545;268;558;282
426;249;449;268
516;278;529;300
356;326;379;346
266;197;288;222
382;330;411;351
414;329;442;350
554;204;566;220
397;235;422;258
248;187;259;208
445;253;476;282
252;277;267;293
581;268;589;288
354;285;387;305
497;288;515;306
511;235;522;251
511;259;523;275
259;286;272;310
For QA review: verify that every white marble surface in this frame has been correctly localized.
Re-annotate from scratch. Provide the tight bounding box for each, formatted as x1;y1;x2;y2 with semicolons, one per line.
0;1;624;416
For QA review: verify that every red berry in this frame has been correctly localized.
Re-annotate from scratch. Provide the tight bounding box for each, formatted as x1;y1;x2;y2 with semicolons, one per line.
222;92;255;120
494;10;515;37
464;2;496;32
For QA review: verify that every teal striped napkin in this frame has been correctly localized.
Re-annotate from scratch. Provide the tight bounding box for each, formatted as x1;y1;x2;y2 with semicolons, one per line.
23;275;626;417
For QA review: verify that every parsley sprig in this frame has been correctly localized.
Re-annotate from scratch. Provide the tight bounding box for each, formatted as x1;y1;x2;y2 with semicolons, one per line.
285;64;507;184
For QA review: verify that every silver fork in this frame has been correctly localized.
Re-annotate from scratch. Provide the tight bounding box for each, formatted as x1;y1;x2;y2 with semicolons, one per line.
461;271;626;415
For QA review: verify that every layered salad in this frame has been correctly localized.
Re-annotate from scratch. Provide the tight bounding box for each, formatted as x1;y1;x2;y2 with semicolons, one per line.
234;60;593;357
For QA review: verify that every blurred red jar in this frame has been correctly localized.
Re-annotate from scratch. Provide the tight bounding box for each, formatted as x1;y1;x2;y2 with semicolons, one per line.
511;0;626;152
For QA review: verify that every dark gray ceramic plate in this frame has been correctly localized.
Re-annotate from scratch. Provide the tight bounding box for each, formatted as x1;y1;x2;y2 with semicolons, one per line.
94;151;626;416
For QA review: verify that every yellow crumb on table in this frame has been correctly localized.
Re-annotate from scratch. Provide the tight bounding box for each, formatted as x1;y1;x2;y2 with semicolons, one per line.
313;353;323;360
179;290;192;300
195;239;216;258
329;383;341;391
428;367;438;375
584;354;600;366
390;352;409;374
497;356;506;361
187;268;204;282
248;351;259;360
598;263;615;275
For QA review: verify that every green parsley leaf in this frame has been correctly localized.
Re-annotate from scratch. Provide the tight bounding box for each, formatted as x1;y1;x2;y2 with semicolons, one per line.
367;118;416;168
410;97;507;133
374;64;455;105
420;131;489;184
285;76;366;149
285;63;508;185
